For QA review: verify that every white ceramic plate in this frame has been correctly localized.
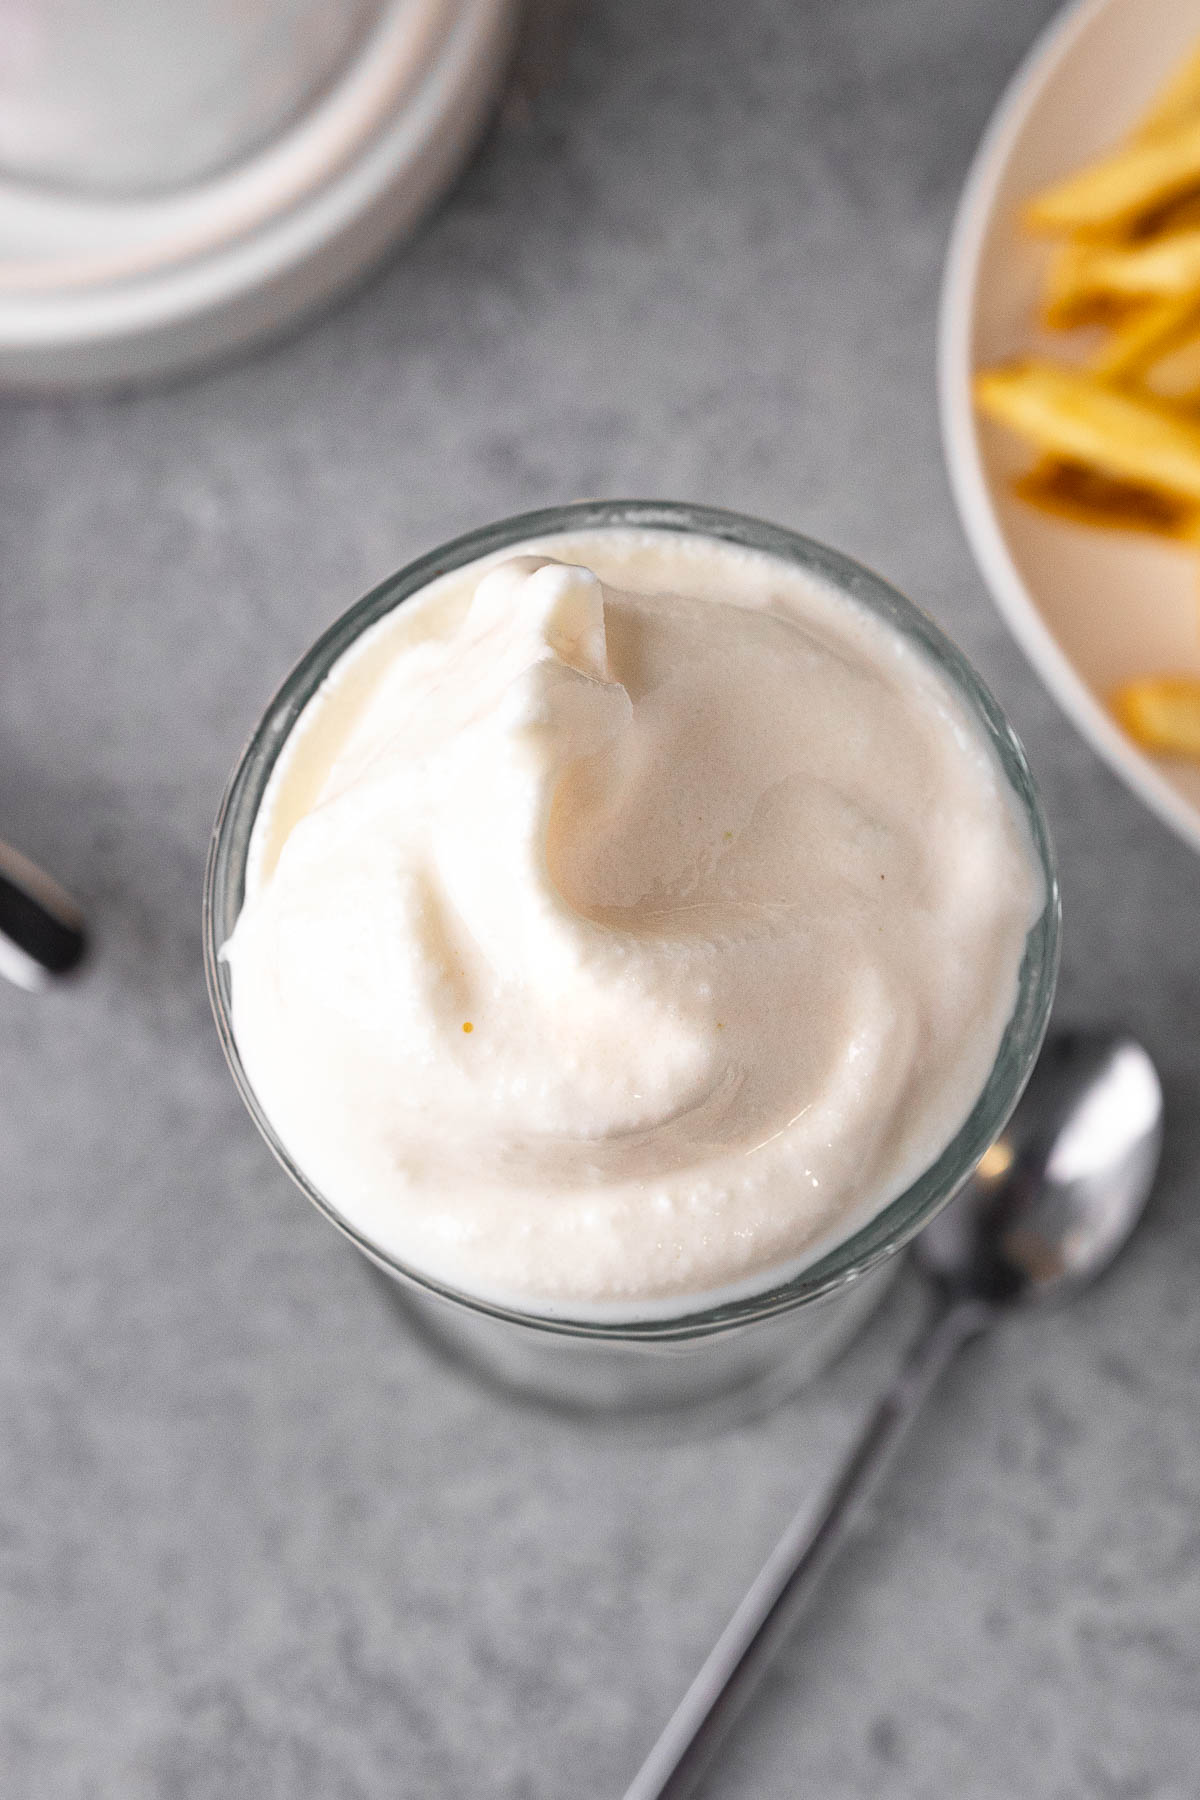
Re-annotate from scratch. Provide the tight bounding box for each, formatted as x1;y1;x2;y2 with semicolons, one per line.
0;0;519;387
940;0;1200;853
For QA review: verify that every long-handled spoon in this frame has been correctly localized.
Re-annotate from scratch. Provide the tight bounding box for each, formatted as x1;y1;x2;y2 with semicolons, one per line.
0;838;87;991
624;1030;1164;1800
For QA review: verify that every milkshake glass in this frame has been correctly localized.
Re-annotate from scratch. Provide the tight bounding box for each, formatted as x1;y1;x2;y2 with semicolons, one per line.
204;500;1059;1414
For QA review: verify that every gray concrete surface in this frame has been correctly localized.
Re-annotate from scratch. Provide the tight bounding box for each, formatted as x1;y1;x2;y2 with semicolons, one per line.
3;1;1199;1795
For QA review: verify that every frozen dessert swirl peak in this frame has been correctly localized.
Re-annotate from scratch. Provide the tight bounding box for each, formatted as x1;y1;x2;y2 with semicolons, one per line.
226;531;1042;1315
429;555;636;998
434;557;754;1158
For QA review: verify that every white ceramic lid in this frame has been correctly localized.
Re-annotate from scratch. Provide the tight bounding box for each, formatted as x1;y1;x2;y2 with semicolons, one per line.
0;0;518;387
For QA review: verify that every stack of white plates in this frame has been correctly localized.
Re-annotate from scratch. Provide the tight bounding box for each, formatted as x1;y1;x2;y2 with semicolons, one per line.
0;0;519;387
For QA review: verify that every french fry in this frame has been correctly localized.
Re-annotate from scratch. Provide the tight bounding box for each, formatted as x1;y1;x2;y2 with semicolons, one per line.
1129;181;1200;239
1025;115;1200;236
1134;42;1200;141
1141;326;1200;399
1112;677;1200;756
1015;456;1200;540
1042;240;1121;327
1068;224;1200;298
1091;292;1200;377
1043;231;1200;329
974;360;1200;503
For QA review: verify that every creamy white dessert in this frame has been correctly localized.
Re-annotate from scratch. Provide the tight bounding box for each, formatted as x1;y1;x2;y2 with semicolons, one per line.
225;527;1043;1319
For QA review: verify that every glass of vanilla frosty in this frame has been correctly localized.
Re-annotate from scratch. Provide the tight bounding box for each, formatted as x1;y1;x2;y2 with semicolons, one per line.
205;502;1059;1414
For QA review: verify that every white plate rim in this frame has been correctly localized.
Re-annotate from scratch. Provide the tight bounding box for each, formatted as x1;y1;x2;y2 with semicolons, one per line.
937;0;1200;857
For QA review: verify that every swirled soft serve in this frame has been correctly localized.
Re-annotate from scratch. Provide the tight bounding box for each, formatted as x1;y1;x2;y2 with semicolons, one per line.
225;527;1042;1318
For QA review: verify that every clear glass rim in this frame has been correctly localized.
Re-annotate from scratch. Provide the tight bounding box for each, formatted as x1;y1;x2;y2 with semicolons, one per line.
203;499;1061;1343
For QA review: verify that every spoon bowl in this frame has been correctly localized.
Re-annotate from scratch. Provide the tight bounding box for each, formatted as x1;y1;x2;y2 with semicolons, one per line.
916;1030;1163;1305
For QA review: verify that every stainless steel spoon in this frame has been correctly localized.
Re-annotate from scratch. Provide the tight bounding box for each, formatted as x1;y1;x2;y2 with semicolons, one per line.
624;1030;1164;1800
0;838;87;991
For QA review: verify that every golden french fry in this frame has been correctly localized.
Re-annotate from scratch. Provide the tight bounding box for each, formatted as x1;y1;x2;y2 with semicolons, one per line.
1025;115;1200;236
975;360;1200;503
1092;292;1200;377
1041;233;1200;329
1134;42;1200;142
1072;225;1200;298
1015;456;1200;540
1141;327;1200;398
1130;181;1200;239
1041;241;1117;327
1112;677;1200;756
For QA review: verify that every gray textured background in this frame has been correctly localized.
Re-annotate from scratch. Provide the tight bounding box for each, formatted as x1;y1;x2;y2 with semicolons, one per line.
3;1;1199;1796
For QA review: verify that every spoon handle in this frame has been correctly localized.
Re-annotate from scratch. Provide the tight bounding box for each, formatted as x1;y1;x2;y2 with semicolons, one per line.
622;1291;994;1800
0;839;87;991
